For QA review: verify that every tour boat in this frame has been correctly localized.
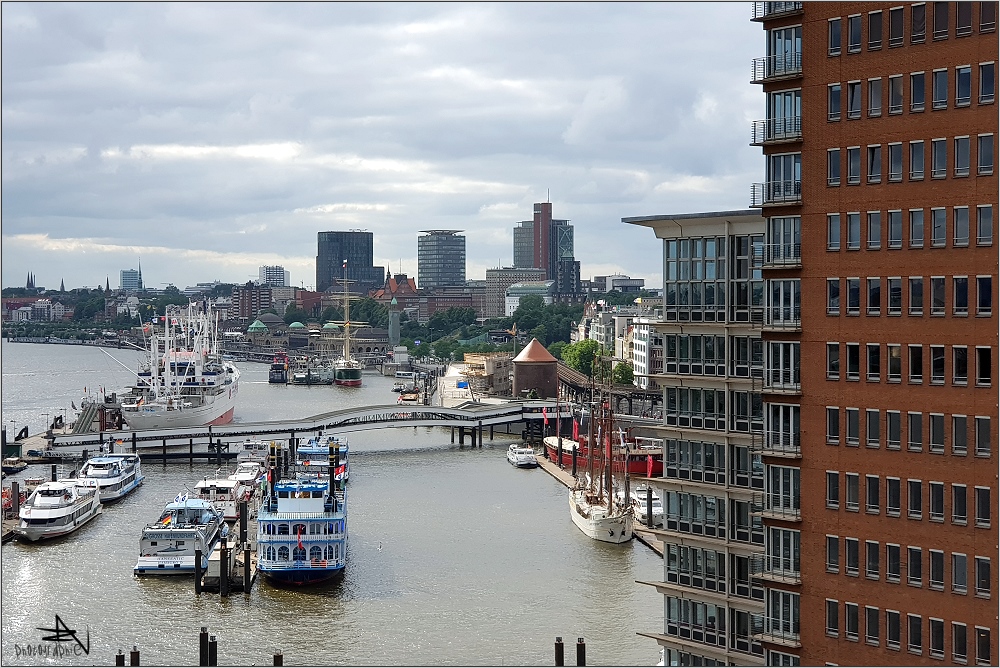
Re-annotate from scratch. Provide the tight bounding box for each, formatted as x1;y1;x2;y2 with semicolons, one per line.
193;476;253;522
297;436;349;483
506;443;539;468
228;461;265;486
257;472;347;585
14;480;102;542
268;351;290;384
75;454;144;502
568;401;633;544
134;494;227;575
235;438;270;464
1;457;28;475
628;484;664;527
120;303;241;430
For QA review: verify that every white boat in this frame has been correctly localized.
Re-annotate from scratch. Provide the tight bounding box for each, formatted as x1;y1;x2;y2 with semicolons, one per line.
506;444;539;468
568;398;633;544
297;436;349;483
121;303;241;430
193;476;253;521
235;439;270;464
134;494;227;575
14;481;102;542
75;454;144;502
228;461;265;486
628;484;663;528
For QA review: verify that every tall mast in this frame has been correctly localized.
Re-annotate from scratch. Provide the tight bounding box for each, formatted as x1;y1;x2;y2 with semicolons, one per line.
342;259;350;361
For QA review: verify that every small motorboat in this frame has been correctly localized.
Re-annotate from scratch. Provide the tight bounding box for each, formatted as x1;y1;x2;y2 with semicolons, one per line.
506;444;539;468
1;457;28;475
629;484;664;527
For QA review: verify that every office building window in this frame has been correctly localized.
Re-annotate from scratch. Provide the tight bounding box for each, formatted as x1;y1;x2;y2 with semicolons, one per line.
975;486;991;526
827;407;840;443
911;71;926;110
847;147;861;183
827;148;841;185
868;78;883;116
930;278;945;316
865;606;880;645
955;279;970;316
886;211;902;247
977;276;992;315
866;344;880;381
826;535;840;571
848;14;862;51
846;408;860;445
846;602;860;640
827;279;840;314
867;278;881;315
866;475;880;510
930;208;946;245
888;279;902;315
930;618;945;659
909;209;925;245
887;344;901;382
867;211;881;246
979;133;994;174
847;81;861;117
887;610;901;650
888;144;902;181
869;10;883;48
909;345;923;382
953;623;968;664
826;343;840;379
909;141;925;179
826;471;839;507
976;416;991;456
909;279;924;315
826;600;839;636
912;3;927;42
867;146;882;182
984;2;998;31
887;477;901;515
957;65;972;105
975;557;991;596
847;279;860;315
980;62;995;103
976;347;992;385
846;537;860;573
908;413;923;451
827;214;841;249
929;413;945;451
828;84;842;120
887;544;901;582
887;74;902;113
908;479;923;518
954;553;968;592
847;213;861;248
889;6;904;45
908;613;923;654
954;416;969;454
954;207;970;245
829;18;842;55
930;551;945;589
956;136;971;176
929;482;945;520
978;205;993;245
956;1;973;35
953;484;968;523
933;69;948;108
931;139;947;178
908;547;923;586
976;628;992;666
933;1;949;39
887;411;901;449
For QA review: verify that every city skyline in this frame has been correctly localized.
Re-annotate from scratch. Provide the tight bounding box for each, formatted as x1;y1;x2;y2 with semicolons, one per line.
1;3;761;291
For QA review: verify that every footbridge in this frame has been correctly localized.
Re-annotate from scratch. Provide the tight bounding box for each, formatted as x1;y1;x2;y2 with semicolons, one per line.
48;400;573;452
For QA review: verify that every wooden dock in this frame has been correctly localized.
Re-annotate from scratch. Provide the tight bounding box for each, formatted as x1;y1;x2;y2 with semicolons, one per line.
534;453;663;557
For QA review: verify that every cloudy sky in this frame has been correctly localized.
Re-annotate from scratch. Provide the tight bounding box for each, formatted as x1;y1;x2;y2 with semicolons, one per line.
2;2;762;292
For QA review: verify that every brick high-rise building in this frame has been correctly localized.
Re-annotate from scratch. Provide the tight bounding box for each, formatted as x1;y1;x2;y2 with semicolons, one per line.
629;3;997;666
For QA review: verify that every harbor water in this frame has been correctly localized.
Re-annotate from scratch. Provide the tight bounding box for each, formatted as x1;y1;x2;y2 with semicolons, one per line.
1;342;663;666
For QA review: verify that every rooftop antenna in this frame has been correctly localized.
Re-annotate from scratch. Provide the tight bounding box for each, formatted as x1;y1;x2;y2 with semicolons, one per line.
547;188;550;203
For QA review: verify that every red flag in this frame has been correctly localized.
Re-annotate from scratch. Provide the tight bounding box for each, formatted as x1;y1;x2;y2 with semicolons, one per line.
335;464;346;478
572;419;579;441
647;454;654;478
297;525;304;551
542;407;548;425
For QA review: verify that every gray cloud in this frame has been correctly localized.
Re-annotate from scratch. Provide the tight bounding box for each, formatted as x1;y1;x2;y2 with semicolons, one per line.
2;2;761;291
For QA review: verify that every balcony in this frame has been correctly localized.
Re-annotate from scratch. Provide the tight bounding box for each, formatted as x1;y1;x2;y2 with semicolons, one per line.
750;181;802;208
763;367;801;392
755;243;801;268
751;53;802;83
751;492;801;521
751;117;802;146
763;306;801;332
750;431;801;458
751;554;802;585
751;2;803;21
751;616;802;648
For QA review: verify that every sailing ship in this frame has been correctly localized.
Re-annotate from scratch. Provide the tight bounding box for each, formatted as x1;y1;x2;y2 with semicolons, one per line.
120;303;241;429
568;383;633;543
333;260;363;387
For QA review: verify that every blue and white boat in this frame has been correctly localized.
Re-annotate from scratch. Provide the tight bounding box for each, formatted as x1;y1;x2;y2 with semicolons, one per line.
296;435;349;483
257;473;347;585
75;454;144;502
134;494;227;575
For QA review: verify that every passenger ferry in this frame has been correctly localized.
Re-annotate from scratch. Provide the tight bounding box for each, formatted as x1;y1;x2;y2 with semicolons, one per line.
297;435;349;483
75;454;144;502
257;473;347;585
133;494;227;575
193;476;253;522
14;481;102;542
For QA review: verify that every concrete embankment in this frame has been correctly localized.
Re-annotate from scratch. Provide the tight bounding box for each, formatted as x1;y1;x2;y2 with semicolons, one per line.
534;453;663;557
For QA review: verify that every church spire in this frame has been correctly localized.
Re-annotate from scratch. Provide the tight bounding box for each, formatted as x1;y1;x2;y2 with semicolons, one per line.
137;256;143;290
106;276;110;292
60;278;65;292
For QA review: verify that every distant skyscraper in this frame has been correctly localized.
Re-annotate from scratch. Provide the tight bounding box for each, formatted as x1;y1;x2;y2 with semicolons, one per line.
316;231;385;293
417;230;466;289
512;221;535;268
259;265;290;287
120;269;142;292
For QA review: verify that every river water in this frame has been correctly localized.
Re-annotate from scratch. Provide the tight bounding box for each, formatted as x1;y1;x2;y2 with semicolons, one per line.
1;342;663;666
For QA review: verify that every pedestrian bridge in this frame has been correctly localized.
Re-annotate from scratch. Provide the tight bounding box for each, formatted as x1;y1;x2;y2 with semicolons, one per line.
48;400;573;451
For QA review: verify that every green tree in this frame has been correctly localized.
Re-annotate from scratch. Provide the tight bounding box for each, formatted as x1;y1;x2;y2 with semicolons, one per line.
612;361;634;386
284;305;310;325
321;306;345;323
547;340;568;360
561;339;601;377
511;294;544;331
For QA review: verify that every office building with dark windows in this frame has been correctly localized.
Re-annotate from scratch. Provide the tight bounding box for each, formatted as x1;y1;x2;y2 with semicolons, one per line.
315;231;385;293
417;230;466;289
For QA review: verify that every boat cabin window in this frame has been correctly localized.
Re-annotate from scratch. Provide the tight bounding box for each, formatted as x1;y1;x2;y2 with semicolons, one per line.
278;491;289;498
277;546;289;561
292;523;307;536
310;546;323;560
292;546;306;561
325;545;337;560
277;524;289;535
39;488;67;497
